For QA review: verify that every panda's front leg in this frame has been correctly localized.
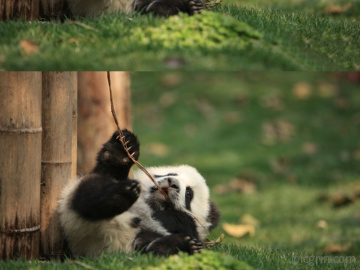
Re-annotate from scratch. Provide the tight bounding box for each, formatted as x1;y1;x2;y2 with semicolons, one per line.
71;175;141;221
71;130;141;221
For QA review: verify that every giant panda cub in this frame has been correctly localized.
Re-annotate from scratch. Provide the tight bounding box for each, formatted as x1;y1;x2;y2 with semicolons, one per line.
68;0;203;17
58;130;220;256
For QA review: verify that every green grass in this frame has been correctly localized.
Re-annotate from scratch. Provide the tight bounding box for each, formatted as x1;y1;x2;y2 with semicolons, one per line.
0;0;359;70
1;72;360;268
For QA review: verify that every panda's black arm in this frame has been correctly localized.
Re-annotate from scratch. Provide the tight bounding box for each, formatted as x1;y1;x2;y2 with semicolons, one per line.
71;174;141;221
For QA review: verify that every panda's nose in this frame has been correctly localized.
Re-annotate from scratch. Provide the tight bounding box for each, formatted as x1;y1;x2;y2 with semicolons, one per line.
168;178;179;190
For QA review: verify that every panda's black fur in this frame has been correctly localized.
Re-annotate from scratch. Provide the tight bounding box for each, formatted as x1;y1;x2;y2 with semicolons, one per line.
68;0;203;18
58;130;220;256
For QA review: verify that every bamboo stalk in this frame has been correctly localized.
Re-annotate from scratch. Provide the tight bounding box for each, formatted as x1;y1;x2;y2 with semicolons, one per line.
0;0;39;21
0;72;42;260
77;72;132;174
40;72;74;258
71;73;78;179
39;0;68;20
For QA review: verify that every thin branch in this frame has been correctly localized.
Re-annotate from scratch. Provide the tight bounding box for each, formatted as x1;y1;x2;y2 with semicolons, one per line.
107;72;171;204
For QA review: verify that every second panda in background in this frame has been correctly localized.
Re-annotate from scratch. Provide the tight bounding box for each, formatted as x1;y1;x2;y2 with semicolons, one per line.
59;130;220;256
68;0;203;17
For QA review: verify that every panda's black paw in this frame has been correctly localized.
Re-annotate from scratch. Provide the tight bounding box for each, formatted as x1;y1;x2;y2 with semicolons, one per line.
188;0;203;14
183;236;203;254
112;129;140;162
116;180;141;205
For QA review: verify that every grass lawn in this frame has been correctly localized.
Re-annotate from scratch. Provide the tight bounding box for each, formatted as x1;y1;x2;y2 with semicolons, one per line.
0;0;359;70
1;72;360;269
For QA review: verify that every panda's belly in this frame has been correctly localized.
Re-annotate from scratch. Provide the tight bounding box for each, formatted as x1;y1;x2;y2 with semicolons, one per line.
68;0;134;17
64;210;140;256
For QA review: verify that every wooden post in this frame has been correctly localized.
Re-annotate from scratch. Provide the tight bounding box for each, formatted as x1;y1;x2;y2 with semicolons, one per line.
40;72;74;258
71;73;78;179
0;72;42;260
39;0;68;20
0;0;39;21
77;72;131;174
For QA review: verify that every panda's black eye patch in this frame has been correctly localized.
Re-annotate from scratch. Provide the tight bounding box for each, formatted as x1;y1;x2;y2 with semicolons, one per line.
185;187;193;211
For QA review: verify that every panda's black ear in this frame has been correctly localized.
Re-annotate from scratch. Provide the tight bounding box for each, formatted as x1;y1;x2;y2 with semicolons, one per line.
206;201;221;231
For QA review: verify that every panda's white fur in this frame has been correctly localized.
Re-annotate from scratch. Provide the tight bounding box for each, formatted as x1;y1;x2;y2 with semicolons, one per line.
58;165;211;256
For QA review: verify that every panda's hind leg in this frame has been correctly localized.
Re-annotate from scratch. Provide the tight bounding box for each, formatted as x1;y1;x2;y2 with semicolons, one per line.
144;0;203;16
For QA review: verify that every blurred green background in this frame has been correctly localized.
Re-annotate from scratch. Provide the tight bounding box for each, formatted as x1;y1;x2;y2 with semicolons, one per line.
131;72;360;258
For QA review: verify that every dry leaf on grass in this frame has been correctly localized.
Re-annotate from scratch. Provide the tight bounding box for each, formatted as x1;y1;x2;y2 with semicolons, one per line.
20;40;39;55
302;142;318;155
223;223;255;238
324;242;352;254
332;194;355;208
213;178;256;195
315;220;328;229
292;82;312;99
240;214;260;227
260;94;284;111
160;73;182;88
324;3;353;15
261;120;295;145
270;157;290;175
317;192;357;208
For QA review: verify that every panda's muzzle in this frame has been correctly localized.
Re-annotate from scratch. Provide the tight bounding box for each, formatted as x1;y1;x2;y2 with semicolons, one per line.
151;177;180;195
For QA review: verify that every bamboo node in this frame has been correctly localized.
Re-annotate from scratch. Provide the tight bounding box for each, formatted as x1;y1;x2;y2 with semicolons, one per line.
0;225;40;234
41;160;72;164
0;127;42;134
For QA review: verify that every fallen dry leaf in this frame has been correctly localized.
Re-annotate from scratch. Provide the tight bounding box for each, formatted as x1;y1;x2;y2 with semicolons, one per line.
324;242;352;254
260;94;284;111
332;194;355;208
20;40;39;55
223;223;255;238
261;120;295;145
241;214;260;227
292;82;312;99
214;178;256;195
324;3;353;15
315;220;328;229
270;157;290;175
223;111;243;124
160;73;182;88
302;142;318;155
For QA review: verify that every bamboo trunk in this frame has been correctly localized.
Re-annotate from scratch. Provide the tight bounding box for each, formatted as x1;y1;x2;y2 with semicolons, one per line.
77;72;131;174
71;73;78;179
39;0;68;20
0;0;39;21
0;72;42;260
40;72;74;258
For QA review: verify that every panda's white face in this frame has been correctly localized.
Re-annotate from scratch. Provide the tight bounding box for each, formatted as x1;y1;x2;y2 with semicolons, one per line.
133;165;211;239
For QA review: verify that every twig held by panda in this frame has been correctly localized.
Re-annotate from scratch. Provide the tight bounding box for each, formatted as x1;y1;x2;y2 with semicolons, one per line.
107;72;172;204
